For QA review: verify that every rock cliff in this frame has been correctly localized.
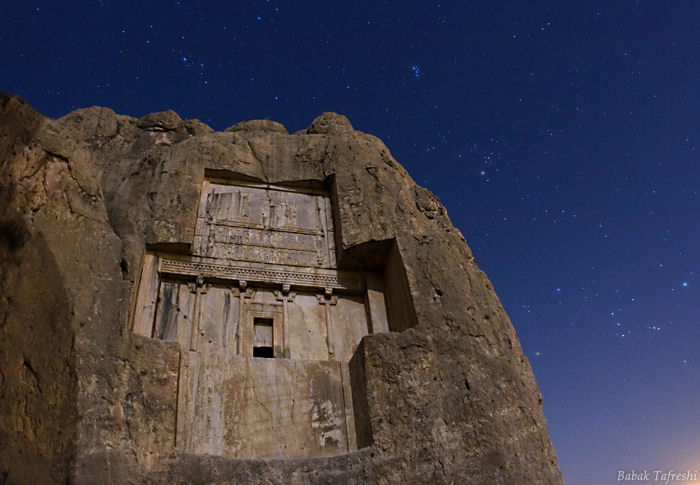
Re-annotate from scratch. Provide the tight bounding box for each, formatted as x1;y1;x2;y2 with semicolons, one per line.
0;94;562;484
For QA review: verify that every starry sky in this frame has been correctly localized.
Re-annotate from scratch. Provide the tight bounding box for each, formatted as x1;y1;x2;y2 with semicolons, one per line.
2;2;698;483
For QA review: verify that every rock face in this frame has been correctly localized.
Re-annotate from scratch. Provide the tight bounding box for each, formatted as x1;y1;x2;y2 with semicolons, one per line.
0;94;562;484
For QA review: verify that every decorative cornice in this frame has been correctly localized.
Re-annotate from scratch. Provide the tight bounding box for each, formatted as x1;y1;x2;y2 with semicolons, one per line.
158;256;364;293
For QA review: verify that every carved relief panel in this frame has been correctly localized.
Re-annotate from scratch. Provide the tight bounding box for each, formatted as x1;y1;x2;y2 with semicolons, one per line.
193;180;336;268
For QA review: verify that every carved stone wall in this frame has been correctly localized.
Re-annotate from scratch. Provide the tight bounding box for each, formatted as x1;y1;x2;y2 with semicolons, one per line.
194;180;336;267
176;354;356;459
130;180;389;458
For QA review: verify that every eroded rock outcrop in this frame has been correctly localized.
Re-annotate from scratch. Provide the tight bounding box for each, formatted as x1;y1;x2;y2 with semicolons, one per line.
0;94;562;484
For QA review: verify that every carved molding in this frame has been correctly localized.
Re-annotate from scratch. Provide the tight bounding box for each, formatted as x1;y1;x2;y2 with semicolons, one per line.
159;257;364;292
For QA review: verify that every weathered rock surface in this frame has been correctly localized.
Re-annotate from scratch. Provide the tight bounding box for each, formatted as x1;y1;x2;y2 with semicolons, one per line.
0;94;562;484
225;119;288;133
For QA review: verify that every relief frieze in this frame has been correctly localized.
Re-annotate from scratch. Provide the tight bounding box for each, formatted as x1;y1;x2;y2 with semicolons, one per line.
193;180;336;268
158;256;364;293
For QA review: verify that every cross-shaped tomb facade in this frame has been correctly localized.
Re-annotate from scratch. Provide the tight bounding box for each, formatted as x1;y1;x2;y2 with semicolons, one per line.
130;178;401;458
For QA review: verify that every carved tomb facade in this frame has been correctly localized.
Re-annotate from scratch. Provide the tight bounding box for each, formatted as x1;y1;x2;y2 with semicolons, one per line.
131;179;389;458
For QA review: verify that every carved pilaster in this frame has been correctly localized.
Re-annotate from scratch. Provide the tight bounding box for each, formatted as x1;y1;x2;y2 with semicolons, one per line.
225;286;241;350
237;281;255;356
275;286;297;358
187;276;211;351
317;288;339;359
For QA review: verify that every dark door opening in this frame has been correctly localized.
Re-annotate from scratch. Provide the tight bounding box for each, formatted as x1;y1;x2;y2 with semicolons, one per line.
253;317;274;358
253;346;274;358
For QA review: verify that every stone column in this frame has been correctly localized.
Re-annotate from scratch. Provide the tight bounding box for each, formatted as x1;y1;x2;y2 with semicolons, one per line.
236;280;255;356
224;286;240;351
274;284;296;358
187;275;211;352
317;288;339;360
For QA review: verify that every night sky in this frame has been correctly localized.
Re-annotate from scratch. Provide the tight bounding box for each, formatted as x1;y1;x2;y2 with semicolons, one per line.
2;2;698;483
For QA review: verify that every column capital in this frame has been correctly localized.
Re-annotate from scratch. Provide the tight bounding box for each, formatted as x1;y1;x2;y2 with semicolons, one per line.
188;275;210;294
316;293;338;305
275;290;296;302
